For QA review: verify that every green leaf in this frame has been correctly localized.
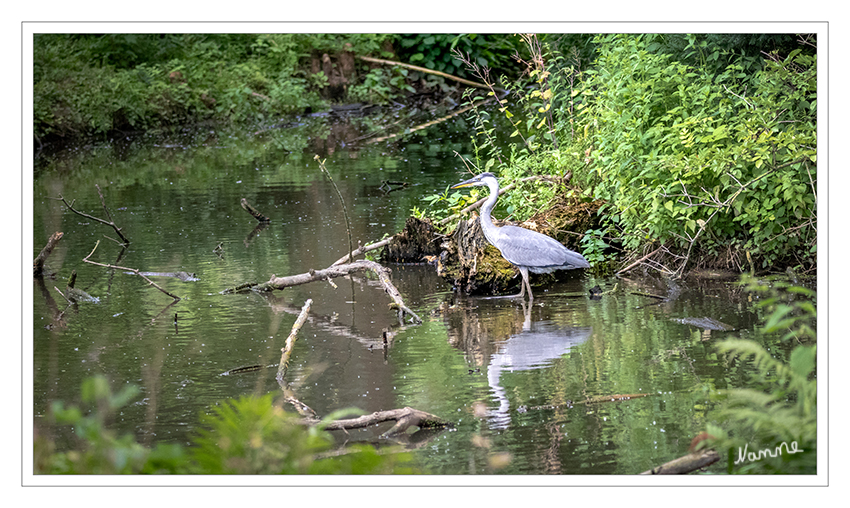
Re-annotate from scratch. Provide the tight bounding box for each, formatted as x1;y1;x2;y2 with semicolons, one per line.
789;345;816;378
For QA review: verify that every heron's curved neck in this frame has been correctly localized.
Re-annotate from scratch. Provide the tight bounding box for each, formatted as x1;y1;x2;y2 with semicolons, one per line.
479;177;500;242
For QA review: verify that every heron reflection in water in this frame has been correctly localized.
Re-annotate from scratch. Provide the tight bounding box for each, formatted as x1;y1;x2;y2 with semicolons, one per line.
451;172;590;300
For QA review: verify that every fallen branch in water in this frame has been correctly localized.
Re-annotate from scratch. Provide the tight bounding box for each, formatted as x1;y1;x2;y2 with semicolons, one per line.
240;198;271;223
641;449;720;475
331;237;395;266
224;259;421;324
82;240;181;300
34;231;63;277
277;299;312;381
55;185;130;244
302;406;453;438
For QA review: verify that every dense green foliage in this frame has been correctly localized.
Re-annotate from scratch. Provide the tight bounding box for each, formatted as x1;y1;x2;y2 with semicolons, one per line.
424;33;816;273
33;33;520;142
34;34;326;138
578;34;816;272
34;32;817;271
706;276;816;474
395;33;521;79
35;376;417;474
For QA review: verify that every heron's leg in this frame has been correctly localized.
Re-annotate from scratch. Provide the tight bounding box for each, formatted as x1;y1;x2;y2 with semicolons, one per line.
517;267;532;300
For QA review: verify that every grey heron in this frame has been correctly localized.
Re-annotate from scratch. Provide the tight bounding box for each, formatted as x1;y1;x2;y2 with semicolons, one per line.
451;172;590;300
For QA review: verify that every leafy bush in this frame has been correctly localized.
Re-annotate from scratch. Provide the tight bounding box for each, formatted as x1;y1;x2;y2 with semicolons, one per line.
33;34;391;140
577;34;816;272
396;34;519;79
35;376;418;475
34;376;186;474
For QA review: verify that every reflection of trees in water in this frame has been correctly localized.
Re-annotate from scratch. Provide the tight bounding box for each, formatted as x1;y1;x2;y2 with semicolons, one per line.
445;298;591;429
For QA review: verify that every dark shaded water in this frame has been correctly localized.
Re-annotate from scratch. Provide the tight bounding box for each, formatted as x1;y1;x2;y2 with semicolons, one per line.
32;114;792;475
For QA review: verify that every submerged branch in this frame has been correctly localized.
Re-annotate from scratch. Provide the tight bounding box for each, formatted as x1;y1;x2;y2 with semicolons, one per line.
82;241;181;300
365;101;483;145
616;244;664;275
34;231;63;276
240;198;271;223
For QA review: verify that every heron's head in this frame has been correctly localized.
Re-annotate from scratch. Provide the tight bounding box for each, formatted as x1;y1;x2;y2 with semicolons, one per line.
450;172;498;189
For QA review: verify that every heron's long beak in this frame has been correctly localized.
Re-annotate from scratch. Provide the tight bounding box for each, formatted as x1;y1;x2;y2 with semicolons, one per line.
450;178;477;189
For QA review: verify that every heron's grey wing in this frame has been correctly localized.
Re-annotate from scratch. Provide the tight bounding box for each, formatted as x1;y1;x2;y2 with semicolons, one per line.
495;226;589;270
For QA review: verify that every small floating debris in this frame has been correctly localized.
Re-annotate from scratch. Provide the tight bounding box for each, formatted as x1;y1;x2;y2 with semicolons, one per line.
65;287;100;303
671;317;735;331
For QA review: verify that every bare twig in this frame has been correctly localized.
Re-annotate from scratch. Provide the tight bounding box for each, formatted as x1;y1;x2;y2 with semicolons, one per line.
53;286;70;304
616;244;664;275
56;187;129;244
315;156;354;266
